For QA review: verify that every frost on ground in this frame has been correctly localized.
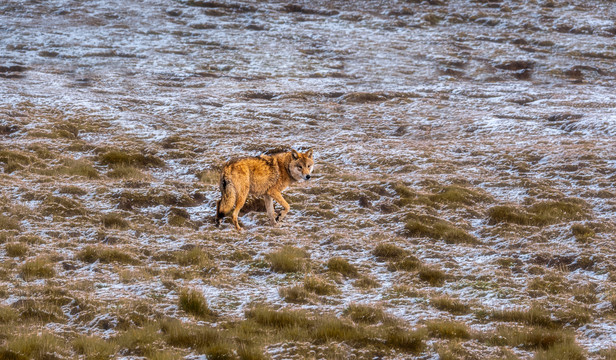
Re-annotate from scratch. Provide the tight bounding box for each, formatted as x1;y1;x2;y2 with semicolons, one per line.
1;0;616;359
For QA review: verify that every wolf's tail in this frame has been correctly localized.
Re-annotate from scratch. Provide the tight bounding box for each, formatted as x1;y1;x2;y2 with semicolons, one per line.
215;176;236;226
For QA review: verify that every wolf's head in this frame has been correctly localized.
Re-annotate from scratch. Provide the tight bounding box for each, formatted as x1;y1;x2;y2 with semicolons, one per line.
289;149;314;181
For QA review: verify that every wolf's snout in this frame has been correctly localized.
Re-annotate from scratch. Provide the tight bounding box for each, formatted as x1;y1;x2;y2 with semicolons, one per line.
305;175;311;180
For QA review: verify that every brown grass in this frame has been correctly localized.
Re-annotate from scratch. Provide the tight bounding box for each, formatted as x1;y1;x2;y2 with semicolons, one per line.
267;246;309;273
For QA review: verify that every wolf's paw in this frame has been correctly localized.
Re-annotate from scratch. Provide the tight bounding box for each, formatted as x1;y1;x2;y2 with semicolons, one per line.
275;213;281;222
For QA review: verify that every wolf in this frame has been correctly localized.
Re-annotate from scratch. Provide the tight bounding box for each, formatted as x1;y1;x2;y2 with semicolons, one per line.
215;149;314;232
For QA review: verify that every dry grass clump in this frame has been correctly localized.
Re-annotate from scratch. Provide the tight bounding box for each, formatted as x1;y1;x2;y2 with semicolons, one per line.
571;223;595;243
354;275;381;289
418;266;447;286
405;215;479;245
42;195;86;217
57;158;99;179
0;149;34;173
534;339;586;360
107;165;148;180
486;326;571;349
101;212;130;229
174;247;210;267
266;246;309;273
72;335;117;359
0;215;21;231
114;323;161;357
387;255;422;272
327;257;359;277
303;275;340;295
428;185;492;207
178;289;216;319
343;303;389;324
488;199;588;226
384;327;427;353
430;296;471;315
16;299;65;323
77;245;140;265
372;243;409;260
528;273;568;295
488;304;558;328
20;257;56;281
279;285;311;304
4;331;66;359
115;188;198;210
99;150;164;168
58;185;87;195
5;242;27;257
160;319;234;358
245;305;310;328
426;320;471;339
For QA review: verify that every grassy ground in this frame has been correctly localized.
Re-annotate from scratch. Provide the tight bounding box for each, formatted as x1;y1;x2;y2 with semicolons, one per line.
1;0;616;359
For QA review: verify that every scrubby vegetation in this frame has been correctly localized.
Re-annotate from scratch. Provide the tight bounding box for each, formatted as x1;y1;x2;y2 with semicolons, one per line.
1;0;614;358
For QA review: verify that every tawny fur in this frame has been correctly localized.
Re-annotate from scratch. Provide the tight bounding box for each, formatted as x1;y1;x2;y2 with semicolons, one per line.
215;149;314;232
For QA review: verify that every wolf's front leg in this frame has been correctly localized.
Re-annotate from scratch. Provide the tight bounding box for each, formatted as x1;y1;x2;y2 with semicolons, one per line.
270;192;290;223
263;194;278;226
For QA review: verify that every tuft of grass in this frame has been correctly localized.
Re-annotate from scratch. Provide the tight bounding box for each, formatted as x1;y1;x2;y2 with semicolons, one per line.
161;319;221;350
42;195;86;217
430;296;471;315
6;332;66;359
489;304;558;328
387;255;422;272
534;337;586;360
20;257;56;281
486;325;568;349
428;185;492;207
58;159;99;179
571;224;594;243
0;305;18;324
343;303;389;324
373;243;409;260
178;289;215;319
405;215;479;244
245;305;309;328
426;320;471;339
77;246;140;265
59;185;87;195
102;213;130;229
279;286;310;304
73;335;117;360
107;165;148;180
303;275;339;295
354;275;381;289
6;242;28;257
385;327;427;353
99;150;164;168
266;246;309;273
418;266;447;286
174;247;210;267
0;215;21;231
327;257;359;277
488;199;588;226
115;323;162;357
17;300;65;323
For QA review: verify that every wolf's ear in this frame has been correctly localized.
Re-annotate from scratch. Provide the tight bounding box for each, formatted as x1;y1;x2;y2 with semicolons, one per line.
305;148;313;158
291;149;300;160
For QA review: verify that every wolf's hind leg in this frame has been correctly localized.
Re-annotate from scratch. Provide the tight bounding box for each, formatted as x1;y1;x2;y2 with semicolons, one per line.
263;195;277;226
231;191;248;232
270;192;290;223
